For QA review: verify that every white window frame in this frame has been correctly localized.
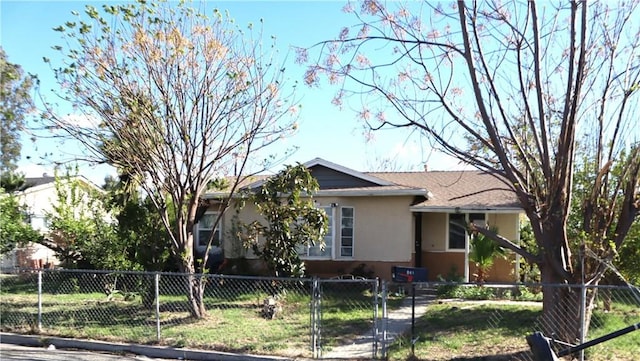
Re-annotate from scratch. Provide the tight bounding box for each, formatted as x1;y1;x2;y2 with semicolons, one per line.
297;205;355;260
298;206;334;259
195;211;222;252
446;212;486;252
339;206;355;258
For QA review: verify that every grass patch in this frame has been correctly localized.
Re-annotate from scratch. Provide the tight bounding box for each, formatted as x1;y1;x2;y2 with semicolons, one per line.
387;298;639;361
319;287;380;346
585;300;640;361
4;274;636;360
388;301;541;360
1;274;379;357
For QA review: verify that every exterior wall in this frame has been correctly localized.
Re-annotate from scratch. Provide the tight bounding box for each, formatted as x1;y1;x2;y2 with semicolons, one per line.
305;259;413;280
422;252;464;280
420;212;520;282
218;195;415;279
13;183;62;268
7;178;107;269
423;252;516;282
21;184;58;232
316;196;412;262
422;213;447;251
222;201;264;259
310;166;378;189
488;213;519;241
484;256;517;282
213;199;521;282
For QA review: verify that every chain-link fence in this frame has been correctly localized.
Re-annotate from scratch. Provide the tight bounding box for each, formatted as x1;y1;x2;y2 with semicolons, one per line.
382;281;640;361
0;269;379;358
2;269;638;360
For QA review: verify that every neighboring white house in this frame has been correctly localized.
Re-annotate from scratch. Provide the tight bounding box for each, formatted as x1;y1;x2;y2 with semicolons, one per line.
0;175;104;270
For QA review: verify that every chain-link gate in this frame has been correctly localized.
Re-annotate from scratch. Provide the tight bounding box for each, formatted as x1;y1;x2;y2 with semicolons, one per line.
311;277;381;359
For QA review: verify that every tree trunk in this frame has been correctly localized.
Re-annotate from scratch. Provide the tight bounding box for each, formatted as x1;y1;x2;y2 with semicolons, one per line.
539;265;598;346
185;272;206;318
177;239;207;319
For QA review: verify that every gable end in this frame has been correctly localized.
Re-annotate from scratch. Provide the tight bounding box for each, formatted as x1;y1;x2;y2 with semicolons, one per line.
310;165;381;189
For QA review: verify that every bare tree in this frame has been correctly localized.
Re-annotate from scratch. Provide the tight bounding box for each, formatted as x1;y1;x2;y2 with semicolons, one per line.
303;0;640;342
44;0;299;318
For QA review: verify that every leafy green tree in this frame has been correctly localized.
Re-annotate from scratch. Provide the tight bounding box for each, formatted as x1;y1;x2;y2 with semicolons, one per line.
41;170;127;270
0;171;26;193
469;226;506;283
0;48;34;174
516;221;540;283
569;151;640;285
0;189;40;255
615;228;640;285
45;0;298;318
242;164;327;277
305;0;640;342
103;174;174;272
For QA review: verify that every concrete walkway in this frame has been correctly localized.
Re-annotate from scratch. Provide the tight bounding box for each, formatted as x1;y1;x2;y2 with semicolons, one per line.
322;291;435;359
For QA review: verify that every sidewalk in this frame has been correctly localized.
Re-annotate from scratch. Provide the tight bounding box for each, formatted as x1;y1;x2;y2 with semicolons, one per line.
0;343;162;361
0;333;291;361
321;290;435;359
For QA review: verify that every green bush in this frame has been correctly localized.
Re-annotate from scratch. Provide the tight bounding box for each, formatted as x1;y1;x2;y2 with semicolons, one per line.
435;266;464;297
439;285;496;300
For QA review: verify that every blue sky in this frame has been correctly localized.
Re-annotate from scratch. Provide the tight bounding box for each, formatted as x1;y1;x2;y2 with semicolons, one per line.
1;0;462;185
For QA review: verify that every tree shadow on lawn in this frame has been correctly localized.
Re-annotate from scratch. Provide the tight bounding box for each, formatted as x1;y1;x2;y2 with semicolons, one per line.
319;313;373;346
404;350;534;361
158;299;263;313
388;304;541;361
418;304;540;335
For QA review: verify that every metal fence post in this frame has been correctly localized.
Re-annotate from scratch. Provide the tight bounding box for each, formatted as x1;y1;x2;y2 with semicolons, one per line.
381;280;388;359
37;270;42;332
579;283;587;361
311;277;320;358
373;278;379;359
155;272;160;342
580;250;586;361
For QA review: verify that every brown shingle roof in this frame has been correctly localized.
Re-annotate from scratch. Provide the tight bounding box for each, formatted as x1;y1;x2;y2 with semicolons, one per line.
208;160;521;211
369;170;521;210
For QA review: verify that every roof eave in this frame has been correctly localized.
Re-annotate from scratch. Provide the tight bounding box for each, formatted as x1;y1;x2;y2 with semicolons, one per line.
17;175;104;195
409;206;524;213
203;188;427;199
315;189;427;197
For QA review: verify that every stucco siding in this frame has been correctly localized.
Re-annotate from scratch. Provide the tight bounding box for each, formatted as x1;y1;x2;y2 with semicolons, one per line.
422;252;464;280
224;195;414;264
419;211;521;282
488;213;519;241
310;196;414;262
343;196;413;262
422;213;447;251
220;203;263;259
21;186;58;231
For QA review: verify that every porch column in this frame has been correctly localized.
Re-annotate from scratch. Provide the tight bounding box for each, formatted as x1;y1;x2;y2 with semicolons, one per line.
464;234;470;282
